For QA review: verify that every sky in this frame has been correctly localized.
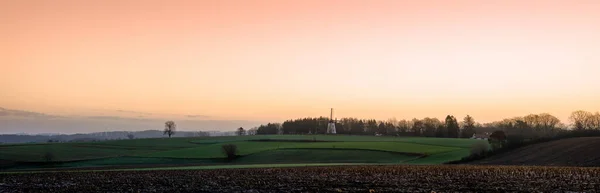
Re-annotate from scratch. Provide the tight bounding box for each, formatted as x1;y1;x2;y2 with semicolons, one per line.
2;0;600;133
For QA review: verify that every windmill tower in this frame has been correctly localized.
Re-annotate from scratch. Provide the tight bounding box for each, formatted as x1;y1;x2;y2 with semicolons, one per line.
327;108;337;134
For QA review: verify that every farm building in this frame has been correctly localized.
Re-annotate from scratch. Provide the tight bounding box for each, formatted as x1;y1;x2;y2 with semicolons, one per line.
471;133;489;140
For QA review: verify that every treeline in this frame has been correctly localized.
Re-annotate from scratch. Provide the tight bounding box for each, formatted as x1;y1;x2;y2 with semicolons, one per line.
253;115;473;138
252;110;600;139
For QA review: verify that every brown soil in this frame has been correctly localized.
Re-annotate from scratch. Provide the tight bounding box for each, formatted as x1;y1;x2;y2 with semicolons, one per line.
473;137;600;167
1;165;599;192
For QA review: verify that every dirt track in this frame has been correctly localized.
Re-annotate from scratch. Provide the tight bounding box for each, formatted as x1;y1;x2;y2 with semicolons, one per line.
1;165;599;192
473;137;600;166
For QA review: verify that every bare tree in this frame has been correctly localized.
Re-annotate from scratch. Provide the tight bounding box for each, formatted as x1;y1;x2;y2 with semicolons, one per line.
247;127;258;135
164;121;176;138
538;113;560;128
397;119;411;134
411;118;424;136
569;110;593;130
422;117;442;137
592;112;600;130
126;133;135;140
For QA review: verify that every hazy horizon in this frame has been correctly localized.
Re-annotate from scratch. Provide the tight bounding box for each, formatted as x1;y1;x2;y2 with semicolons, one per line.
0;107;266;134
0;106;593;135
3;0;600;133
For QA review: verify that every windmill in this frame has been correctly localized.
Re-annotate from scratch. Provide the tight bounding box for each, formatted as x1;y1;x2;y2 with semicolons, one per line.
327;108;337;134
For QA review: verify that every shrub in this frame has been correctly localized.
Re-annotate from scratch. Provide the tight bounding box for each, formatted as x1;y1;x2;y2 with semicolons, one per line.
470;141;489;156
222;144;238;160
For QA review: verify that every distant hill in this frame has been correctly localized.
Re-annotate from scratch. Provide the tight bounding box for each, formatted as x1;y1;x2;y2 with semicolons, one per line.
0;130;236;144
471;137;600;167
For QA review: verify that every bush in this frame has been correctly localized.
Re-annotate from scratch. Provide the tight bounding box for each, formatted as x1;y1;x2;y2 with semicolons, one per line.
470;141;489;156
222;144;238;160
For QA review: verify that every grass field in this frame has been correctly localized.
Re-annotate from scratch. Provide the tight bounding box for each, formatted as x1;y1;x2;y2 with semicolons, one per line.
0;135;482;171
141;141;459;159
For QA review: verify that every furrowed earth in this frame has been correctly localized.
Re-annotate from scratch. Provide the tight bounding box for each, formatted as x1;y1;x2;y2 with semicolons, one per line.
472;137;600;167
1;165;599;192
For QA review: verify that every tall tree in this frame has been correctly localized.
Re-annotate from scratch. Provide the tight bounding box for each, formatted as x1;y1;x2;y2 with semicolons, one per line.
384;121;396;136
366;119;378;135
461;115;476;138
256;123;280;135
445;115;460;138
422;117;441;137
164;121;176;138
377;122;386;135
236;127;245;136
435;124;447;138
247;127;258;135
397;119;411;135
592;112;600;130
412;119;424;136
570;110;592;130
352;120;366;135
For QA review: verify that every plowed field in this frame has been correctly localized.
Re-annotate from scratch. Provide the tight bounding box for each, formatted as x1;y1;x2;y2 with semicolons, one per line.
1;165;599;192
473;137;600;166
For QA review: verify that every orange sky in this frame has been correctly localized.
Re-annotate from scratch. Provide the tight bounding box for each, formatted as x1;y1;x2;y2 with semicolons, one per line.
2;0;600;123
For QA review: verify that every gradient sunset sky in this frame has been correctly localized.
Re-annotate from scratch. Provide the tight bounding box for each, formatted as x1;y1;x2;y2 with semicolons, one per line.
2;0;600;125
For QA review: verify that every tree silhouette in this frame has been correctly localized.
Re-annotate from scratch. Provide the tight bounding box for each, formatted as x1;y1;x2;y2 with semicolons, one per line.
488;130;507;150
377;122;386;135
256;123;280;135
445;115;460;138
164;121;176;138
435;124;447;138
423;117;441;137
384;122;396;135
412;119;424;136
222;144;238;160
570;110;593;130
397;119;411;135
237;127;245;136
461;115;476;138
592;112;600;130
366;119;378;135
250;112;575;139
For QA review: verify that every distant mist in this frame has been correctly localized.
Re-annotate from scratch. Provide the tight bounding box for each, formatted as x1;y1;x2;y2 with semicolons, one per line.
0;107;263;134
0;130;236;144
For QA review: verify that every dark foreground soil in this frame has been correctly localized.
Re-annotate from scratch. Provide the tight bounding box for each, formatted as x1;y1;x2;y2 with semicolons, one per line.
1;165;600;192
473;137;600;166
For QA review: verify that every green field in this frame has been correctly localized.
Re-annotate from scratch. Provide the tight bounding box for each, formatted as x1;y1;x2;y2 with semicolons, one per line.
0;135;481;171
